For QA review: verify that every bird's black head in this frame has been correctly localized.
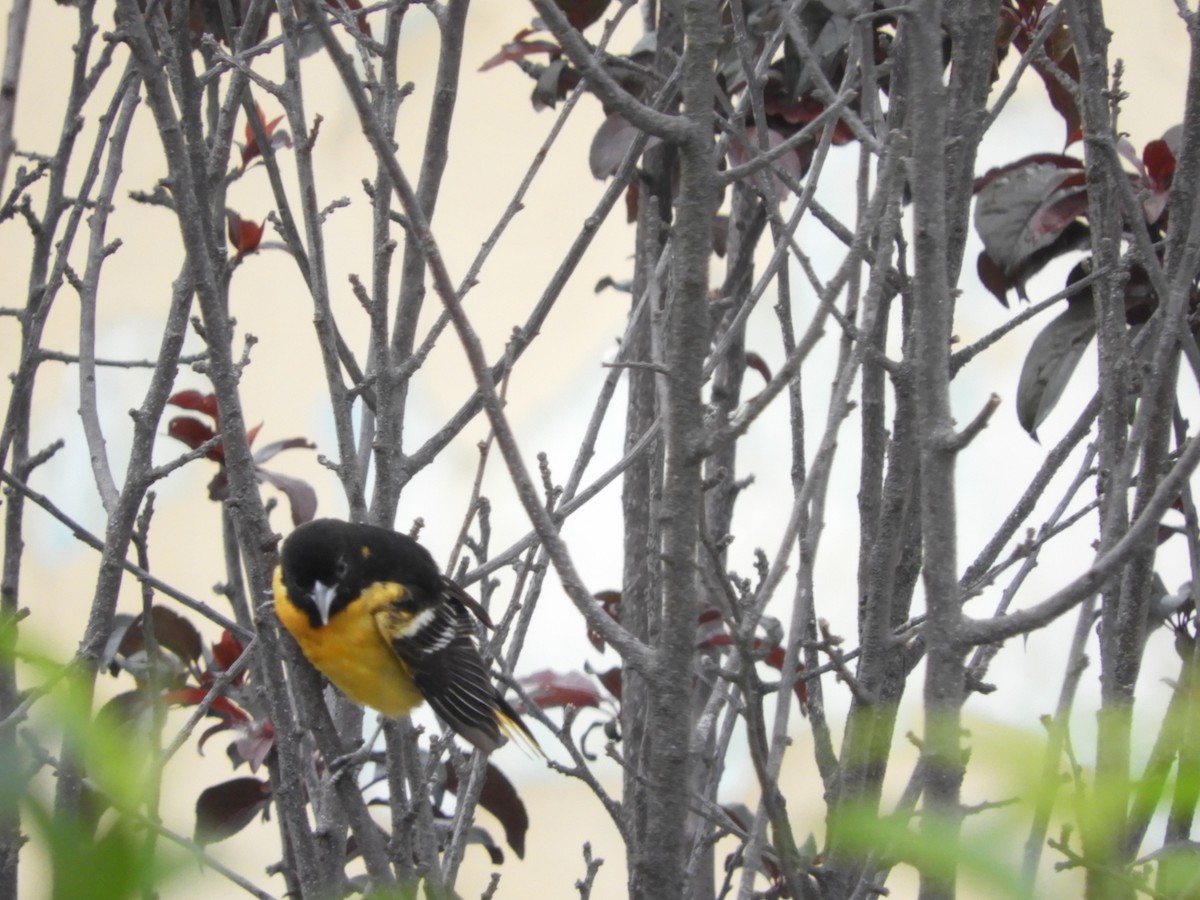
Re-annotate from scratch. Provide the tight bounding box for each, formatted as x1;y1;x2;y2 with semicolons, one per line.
279;519;359;628
279;519;444;628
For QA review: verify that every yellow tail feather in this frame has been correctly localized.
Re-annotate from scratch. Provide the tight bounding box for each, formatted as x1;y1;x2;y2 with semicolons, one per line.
498;711;545;760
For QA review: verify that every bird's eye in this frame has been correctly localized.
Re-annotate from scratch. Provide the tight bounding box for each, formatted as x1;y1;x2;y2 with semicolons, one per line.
335;558;349;581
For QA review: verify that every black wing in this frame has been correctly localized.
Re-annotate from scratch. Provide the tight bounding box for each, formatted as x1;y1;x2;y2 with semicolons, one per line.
386;598;507;752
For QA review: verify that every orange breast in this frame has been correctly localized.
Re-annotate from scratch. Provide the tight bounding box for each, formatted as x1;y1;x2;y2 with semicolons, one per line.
273;567;424;718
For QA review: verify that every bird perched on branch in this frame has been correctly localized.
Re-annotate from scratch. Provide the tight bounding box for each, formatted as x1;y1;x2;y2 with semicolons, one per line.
273;518;538;754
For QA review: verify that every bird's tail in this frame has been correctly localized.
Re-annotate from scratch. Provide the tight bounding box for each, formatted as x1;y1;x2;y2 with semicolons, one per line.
496;700;545;759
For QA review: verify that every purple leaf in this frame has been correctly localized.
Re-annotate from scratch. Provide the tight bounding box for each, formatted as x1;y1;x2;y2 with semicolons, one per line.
252;436;315;465
118;606;203;667
520;669;602;709
973;155;1086;274
590;113;644;180
728;127;805;197
194;778;271;845
1016;296;1095;438
446;761;529;859
255;469;318;525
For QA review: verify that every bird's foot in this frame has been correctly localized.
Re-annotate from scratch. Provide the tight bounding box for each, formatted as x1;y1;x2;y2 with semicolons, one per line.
325;718;386;785
327;740;372;784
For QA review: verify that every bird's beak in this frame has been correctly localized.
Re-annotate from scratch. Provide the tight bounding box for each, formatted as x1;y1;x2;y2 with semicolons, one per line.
312;581;337;626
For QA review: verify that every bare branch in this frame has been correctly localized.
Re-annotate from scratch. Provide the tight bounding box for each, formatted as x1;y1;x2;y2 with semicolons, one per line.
302;0;652;671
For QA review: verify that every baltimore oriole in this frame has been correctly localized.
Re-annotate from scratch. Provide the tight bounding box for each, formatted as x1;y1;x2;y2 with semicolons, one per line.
273;518;538;754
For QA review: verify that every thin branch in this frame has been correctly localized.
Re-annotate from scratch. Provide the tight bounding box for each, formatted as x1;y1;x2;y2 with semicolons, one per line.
78;71;142;514
525;0;687;142
963;426;1200;645
942;393;1001;452
399;57;681;486
950;266;1103;374
575;843;604;900
38;349;208;368
0;0;31;193
303;0;651;671
0;467;251;641
21;736;276;899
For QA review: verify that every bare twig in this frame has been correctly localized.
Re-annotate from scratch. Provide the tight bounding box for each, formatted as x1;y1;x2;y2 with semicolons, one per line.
0;469;250;641
303;0;651;671
0;0;31;193
575;843;604;900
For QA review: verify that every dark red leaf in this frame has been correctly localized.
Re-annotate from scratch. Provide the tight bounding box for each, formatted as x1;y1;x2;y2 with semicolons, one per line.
163;687;208;707
696;608;731;649
164;690;251;725
1016;292;1096;438
447;761;530;859
728;126;806;196
207;469;230;502
1139;132;1178;225
169;412;272;471
252;436;316;465
1122;264;1157;325
194;777;272;845
168;417;221;461
227;211;265;257
191;698;262;760
166;690;252;757
552;0;612;30
973;158;1086;272
1001;1;1081;144
1029;56;1081;146
211;631;247;682
722;800;784;880
208;695;252;724
255;469;318;526
424;819;502;864
241;105;291;168
1144;141;1176;184
167;390;219;420
118;606;203;666
972;153;1083;194
324;0;370;36
722;802;753;831
242;104;265;163
531;57;580;110
972;154;1090;302
520;669;602;709
181;0;271;47
976;252;1012;307
762;647;808;715
590;113;641;180
1029;188;1091;243
464;828;504;864
745;352;772;383
480;34;563;72
198;720;233;755
587;590;621;652
761;93;855;146
596;666;622;703
244;422;262;448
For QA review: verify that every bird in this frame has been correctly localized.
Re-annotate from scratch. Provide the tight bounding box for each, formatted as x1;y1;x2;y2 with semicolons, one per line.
273;518;539;754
